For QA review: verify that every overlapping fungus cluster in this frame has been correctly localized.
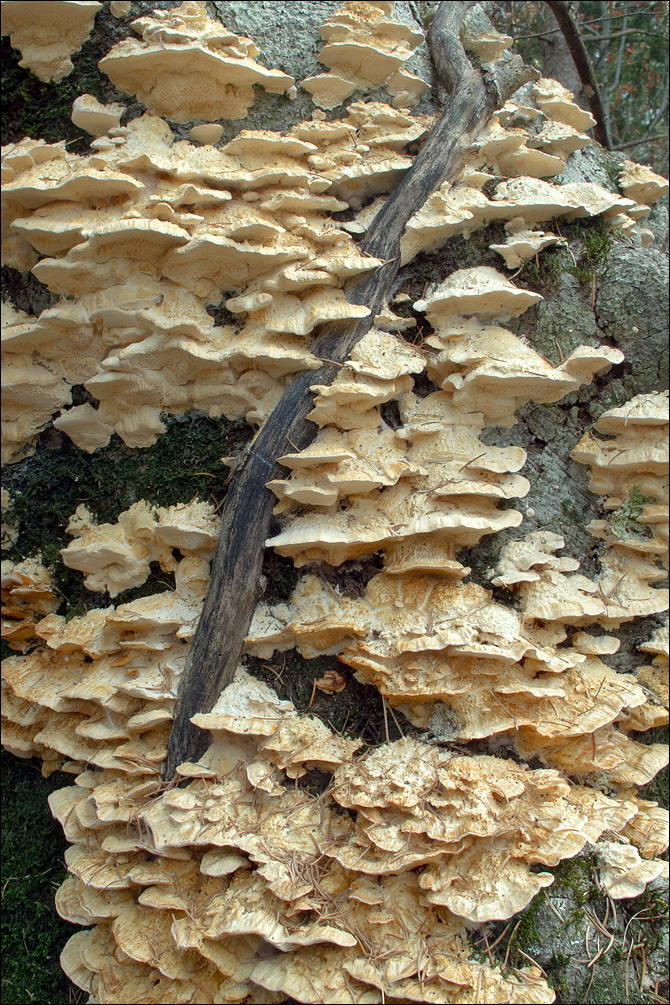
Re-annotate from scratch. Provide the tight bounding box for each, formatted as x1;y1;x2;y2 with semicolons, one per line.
3;540;666;1005
1;2;669;1004
1;95;430;461
302;0;428;110
251;388;669;786
2;1;667;467
1;0;102;83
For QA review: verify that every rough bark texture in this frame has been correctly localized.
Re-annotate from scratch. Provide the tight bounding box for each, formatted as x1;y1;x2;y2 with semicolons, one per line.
2;3;668;1004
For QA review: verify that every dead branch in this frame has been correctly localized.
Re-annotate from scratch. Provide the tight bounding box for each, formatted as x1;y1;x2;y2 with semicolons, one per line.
163;1;535;779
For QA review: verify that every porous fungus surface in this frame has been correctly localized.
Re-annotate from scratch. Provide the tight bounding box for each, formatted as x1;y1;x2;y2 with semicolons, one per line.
1;0;102;83
2;6;669;1004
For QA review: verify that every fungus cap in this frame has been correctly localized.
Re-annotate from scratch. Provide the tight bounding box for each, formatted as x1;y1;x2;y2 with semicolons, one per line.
619;160;669;204
465;29;513;61
1;1;102;82
71;94;124;137
99;2;294;123
302;72;357;110
189;123;224;146
415;267;542;322
532;77;597;130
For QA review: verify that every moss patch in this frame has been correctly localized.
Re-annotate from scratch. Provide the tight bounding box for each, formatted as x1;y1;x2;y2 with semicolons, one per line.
3;413;250;617
483;849;669;1005
517;215;614;290
608;486;657;543
1;752;83;1005
2;33;117;151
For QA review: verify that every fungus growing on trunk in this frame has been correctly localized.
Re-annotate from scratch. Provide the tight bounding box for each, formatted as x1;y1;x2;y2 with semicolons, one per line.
99;1;294;123
571;390;669;570
303;1;426;110
618;159;669;205
1;556;60;652
70;94;124;137
2;3;669;1002
1;0;101;82
532;76;597;131
60;499;219;597
188;123;224;146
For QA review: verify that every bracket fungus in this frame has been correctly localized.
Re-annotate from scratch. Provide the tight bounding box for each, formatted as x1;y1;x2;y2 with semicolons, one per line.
571;391;669;571
1;0;101;82
71;93;124;137
99;1;294;123
618;158;669;205
304;1;426;110
3;103;425;455
60;499;219;598
531;77;597;132
1;5;669;1003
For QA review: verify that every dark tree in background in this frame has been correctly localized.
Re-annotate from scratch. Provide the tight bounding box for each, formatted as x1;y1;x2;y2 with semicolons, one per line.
494;1;669;173
1;2;668;1004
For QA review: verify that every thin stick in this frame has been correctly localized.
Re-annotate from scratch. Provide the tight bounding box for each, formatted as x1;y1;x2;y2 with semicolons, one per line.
382;697;391;745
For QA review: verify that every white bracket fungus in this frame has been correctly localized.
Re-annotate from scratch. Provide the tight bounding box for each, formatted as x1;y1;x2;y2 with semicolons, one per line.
532;77;597;131
70;93;124;137
60;499;219;598
99;1;294;123
619;159;669;205
304;1;426;110
1;0;101;82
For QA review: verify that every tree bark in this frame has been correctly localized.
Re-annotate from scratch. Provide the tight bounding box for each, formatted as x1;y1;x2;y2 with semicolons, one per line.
163;2;535;779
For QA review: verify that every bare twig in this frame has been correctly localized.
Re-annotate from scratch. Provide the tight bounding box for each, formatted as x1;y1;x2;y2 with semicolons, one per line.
613;134;668;150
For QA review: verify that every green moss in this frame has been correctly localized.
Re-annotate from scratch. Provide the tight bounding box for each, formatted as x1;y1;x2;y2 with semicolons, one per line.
517;215;615;290
551;853;600;909
1;752;83;1005
564;217;614;286
522;247;563;289
3;413;250;617
2;35;114;150
497;893;544;968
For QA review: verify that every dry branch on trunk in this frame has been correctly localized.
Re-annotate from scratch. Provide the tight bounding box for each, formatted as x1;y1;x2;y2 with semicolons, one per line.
163;2;536;778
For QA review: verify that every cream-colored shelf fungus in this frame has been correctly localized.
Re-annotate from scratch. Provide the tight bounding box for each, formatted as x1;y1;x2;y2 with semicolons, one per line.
99;2;295;123
1;0;102;83
302;0;427;110
1;2;669;1003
